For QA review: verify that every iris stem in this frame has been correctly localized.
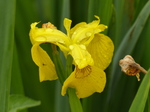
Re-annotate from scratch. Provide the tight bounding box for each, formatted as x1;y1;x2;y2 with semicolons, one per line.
53;47;83;112
68;88;83;112
52;45;65;85
66;55;73;77
66;55;83;112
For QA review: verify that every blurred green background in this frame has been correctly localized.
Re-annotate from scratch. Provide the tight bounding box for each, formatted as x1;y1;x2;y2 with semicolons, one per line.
0;0;150;112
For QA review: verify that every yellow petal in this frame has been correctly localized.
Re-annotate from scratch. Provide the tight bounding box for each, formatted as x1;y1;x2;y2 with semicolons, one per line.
69;44;93;69
70;22;87;36
87;34;114;70
64;18;72;37
29;22;70;51
61;66;106;98
31;43;58;82
70;16;99;37
71;16;107;45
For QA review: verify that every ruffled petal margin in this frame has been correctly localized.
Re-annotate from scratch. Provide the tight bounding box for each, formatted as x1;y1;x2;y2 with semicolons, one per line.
61;66;106;98
71;17;107;45
31;43;58;82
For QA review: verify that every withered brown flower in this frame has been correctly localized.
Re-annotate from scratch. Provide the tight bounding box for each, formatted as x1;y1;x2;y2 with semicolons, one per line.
119;55;147;81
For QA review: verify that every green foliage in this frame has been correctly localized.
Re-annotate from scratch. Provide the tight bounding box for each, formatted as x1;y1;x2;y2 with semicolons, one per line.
129;69;150;112
9;95;40;112
0;0;16;111
0;0;150;112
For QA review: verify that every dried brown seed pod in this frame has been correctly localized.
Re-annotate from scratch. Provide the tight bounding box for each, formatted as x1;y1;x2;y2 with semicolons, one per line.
119;55;147;81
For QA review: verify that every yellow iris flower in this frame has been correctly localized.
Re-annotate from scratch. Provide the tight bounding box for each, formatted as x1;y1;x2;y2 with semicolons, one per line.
29;16;114;98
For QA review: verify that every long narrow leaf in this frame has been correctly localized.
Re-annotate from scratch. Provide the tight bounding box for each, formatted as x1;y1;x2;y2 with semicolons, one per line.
129;69;150;112
87;0;113;26
106;1;150;111
0;0;16;112
111;0;150;87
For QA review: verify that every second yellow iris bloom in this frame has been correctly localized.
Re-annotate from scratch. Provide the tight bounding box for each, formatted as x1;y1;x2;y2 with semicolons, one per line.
29;16;114;98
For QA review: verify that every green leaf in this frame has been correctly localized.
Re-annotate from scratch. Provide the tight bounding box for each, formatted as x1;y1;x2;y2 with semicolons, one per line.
106;1;150;111
113;0;126;47
111;0;150;88
9;94;41;112
59;0;70;32
87;0;113;26
142;16;150;112
70;0;88;23
129;69;150;112
0;0;16;111
11;44;24;94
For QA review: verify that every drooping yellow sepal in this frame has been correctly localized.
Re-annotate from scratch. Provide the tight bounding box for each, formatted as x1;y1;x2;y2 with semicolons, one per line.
61;66;106;98
29;22;70;52
31;44;58;82
87;34;114;70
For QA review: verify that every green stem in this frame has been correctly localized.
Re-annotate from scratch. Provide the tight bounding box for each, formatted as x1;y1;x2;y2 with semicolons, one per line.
68;88;83;112
66;55;73;77
52;48;66;85
66;55;83;112
52;47;83;112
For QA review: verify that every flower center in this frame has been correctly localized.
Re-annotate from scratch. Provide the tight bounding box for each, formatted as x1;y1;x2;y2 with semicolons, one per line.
75;65;92;79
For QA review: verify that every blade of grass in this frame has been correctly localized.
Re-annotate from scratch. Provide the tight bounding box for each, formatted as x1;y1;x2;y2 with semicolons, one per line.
140;16;150;112
11;43;24;94
113;0;126;48
144;92;150;112
15;1;58;112
59;0;70;31
70;0;88;23
0;0;16;111
141;16;150;70
129;69;150;112
36;0;56;22
11;43;27;112
87;0;113;26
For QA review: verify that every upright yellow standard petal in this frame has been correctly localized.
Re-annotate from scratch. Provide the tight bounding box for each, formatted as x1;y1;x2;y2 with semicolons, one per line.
87;34;114;70
31;44;58;82
64;18;72;37
61;66;106;98
71;16;107;45
70;22;87;36
69;44;94;69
